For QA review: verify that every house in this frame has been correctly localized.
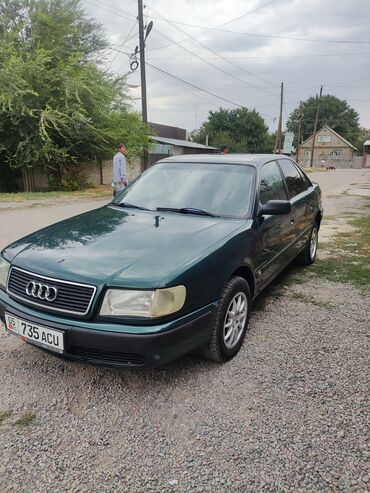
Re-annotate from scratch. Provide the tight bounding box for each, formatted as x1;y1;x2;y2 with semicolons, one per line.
362;140;370;168
148;122;217;166
298;126;357;168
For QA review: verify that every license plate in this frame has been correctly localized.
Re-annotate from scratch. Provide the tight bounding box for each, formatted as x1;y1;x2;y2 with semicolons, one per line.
5;313;64;353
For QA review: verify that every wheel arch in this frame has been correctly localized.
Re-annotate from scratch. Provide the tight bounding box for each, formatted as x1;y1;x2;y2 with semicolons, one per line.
315;210;323;230
228;266;255;299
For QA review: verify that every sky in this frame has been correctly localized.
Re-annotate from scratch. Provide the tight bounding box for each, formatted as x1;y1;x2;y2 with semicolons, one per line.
81;0;370;140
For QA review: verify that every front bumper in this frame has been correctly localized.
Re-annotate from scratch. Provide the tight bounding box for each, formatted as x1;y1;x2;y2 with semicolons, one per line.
0;290;216;368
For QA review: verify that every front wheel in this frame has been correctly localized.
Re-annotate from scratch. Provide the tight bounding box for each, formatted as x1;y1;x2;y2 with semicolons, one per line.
296;223;318;266
202;276;251;363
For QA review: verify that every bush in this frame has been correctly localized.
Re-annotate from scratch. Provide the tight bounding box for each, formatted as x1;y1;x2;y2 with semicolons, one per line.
48;167;88;191
0;164;21;192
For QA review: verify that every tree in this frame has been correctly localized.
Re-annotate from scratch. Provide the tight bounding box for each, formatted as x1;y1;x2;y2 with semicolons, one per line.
192;107;274;153
0;0;150;190
354;127;370;154
286;94;360;145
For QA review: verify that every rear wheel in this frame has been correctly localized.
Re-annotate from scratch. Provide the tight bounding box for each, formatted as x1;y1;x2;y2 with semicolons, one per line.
296;223;318;266
202;276;251;363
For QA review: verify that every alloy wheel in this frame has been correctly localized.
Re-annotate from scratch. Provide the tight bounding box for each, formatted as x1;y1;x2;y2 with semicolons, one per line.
223;292;248;349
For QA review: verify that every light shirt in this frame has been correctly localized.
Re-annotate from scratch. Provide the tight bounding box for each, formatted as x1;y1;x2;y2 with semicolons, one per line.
113;152;128;184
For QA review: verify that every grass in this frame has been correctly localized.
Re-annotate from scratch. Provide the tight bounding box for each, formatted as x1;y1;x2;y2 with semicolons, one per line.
291;292;335;309
341;211;362;217
14;412;37;426
312;214;370;289
0;186;112;202
303;167;328;174
0;410;13;423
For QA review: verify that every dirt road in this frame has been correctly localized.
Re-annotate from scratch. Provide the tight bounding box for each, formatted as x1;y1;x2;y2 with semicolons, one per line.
0;169;369;493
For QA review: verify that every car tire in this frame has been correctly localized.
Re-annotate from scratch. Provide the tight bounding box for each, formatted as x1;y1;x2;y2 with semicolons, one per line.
202;276;251;363
296;222;319;266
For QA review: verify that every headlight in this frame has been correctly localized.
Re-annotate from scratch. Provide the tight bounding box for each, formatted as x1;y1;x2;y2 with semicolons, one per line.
0;257;10;290
100;286;186;318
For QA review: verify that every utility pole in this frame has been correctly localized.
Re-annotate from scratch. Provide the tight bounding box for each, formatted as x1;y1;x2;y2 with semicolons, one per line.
275;82;283;154
296;102;303;164
138;0;148;170
310;85;323;168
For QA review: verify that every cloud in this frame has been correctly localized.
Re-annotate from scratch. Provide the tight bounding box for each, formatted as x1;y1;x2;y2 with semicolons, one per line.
81;0;370;131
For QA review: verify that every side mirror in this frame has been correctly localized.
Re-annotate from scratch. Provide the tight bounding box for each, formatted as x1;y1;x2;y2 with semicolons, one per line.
258;200;291;216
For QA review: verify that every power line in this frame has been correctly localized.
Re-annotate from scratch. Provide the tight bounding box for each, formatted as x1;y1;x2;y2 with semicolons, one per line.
145;66;221;106
146;21;370;47
216;0;278;28
85;0;276;93
146;62;278;119
149;25;277;95
148;6;276;91
84;0;136;20
107;20;138;71
145;62;246;108
84;0;370;49
147;51;370;61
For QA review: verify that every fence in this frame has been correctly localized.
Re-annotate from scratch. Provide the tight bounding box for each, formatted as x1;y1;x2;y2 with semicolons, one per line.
298;156;363;169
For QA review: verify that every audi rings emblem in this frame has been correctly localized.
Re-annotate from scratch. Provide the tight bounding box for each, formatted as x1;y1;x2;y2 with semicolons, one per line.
25;281;58;302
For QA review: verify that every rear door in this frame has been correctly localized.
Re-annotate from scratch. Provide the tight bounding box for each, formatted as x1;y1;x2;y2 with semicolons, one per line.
277;159;316;256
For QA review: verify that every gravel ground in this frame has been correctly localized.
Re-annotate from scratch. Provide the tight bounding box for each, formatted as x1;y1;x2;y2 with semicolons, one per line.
0;170;369;492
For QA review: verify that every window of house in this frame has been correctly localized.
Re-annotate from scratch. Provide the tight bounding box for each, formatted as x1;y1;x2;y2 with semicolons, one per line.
330;150;343;157
304;150;310;157
278;159;309;198
259;161;288;205
318;135;332;143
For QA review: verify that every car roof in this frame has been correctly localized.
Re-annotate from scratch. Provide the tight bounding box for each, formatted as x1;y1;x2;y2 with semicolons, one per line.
157;153;290;168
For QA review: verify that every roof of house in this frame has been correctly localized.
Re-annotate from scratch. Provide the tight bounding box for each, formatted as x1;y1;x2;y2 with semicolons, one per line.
150;135;217;150
299;126;357;150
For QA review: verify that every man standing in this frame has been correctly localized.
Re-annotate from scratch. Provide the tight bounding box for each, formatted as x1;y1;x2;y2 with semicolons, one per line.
113;144;128;196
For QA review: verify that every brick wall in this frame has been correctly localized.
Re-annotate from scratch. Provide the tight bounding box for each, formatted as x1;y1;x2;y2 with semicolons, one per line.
100;157;142;185
32;158;143;191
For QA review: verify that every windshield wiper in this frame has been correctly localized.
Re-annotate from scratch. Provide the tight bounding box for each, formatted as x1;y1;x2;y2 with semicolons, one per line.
156;207;220;217
114;202;152;211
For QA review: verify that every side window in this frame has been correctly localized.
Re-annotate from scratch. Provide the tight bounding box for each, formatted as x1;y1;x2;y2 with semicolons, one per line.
296;163;312;188
278;159;308;198
259;161;288;205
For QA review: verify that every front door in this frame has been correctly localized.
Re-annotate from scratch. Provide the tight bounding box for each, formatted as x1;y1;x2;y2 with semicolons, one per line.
256;160;295;289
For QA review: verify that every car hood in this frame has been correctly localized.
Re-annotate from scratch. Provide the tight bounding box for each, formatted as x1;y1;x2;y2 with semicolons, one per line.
4;206;246;288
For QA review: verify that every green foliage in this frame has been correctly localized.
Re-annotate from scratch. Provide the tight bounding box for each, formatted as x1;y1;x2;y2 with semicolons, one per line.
354;127;370;153
0;165;21;192
47;166;87;191
192;107;274;153
0;0;150;188
286;94;360;145
0;410;13;423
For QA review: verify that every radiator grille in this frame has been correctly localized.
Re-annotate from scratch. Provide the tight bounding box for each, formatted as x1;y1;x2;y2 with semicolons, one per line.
7;267;96;315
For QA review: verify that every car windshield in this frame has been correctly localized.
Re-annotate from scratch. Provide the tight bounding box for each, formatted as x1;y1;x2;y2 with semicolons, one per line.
111;161;255;218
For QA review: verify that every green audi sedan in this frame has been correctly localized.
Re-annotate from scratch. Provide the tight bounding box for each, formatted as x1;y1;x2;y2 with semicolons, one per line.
0;154;323;367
